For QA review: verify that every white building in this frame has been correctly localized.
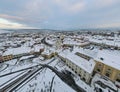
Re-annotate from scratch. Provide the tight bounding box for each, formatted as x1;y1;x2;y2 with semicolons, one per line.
59;50;96;83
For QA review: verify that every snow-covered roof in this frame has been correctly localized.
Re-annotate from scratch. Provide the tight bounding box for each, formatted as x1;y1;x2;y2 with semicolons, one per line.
89;37;120;47
73;47;120;70
33;45;44;52
59;51;96;74
63;38;89;46
41;47;56;55
3;46;31;55
95;50;120;70
19;55;34;61
45;38;56;45
73;47;98;58
42;50;53;55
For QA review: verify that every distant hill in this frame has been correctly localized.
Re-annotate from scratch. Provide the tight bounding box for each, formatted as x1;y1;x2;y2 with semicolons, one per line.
0;29;11;34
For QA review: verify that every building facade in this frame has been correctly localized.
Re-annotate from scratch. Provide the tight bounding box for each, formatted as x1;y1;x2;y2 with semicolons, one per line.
2;54;13;61
94;61;120;83
58;53;95;83
65;59;92;83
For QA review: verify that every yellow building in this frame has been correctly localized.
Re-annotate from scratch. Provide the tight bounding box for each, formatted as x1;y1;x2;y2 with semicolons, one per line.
41;51;57;59
94;50;120;84
59;47;120;86
2;54;13;61
74;48;120;84
94;61;120;83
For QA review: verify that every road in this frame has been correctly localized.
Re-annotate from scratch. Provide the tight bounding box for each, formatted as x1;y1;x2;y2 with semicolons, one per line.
0;64;9;72
0;66;44;92
0;67;43;92
0;64;40;78
0;58;56;92
40;64;86;92
50;75;56;92
0;58;86;92
41;37;53;47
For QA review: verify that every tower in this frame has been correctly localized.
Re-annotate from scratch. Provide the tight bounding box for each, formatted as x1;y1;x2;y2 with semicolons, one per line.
55;35;64;50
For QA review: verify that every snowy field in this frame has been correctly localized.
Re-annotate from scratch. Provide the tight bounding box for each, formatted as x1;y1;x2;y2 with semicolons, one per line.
0;56;76;92
0;31;120;92
17;68;75;92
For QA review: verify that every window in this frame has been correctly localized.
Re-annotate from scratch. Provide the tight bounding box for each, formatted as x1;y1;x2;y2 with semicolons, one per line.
97;69;101;72
116;79;120;82
84;74;86;77
105;73;110;77
117;74;120;77
105;68;113;78
97;63;103;67
116;74;120;82
107;68;111;71
83;78;86;81
107;68;112;73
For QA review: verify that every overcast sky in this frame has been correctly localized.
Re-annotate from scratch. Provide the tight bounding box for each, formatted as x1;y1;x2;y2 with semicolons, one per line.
0;0;120;29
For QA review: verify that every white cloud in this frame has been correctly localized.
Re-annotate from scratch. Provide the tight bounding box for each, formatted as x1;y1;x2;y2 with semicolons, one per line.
65;2;85;13
92;0;120;8
0;18;32;29
53;0;86;13
0;14;24;21
0;0;120;29
24;0;86;15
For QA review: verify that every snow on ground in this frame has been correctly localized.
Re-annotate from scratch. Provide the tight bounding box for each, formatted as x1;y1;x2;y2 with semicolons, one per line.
0;70;27;88
32;57;54;64
6;57;75;92
0;32;120;92
0;61;37;76
55;60;94;92
91;74;118;92
4;59;17;65
76;77;93;92
54;60;67;72
0;64;8;72
50;58;91;92
0;57;55;76
32;57;43;64
19;55;34;61
17;68;75;92
52;75;75;92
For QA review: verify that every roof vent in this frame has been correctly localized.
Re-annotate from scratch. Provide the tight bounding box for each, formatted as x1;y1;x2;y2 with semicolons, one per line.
100;57;104;60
